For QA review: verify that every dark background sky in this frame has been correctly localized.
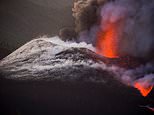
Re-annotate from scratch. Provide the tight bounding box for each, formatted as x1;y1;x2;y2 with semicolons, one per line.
0;0;74;58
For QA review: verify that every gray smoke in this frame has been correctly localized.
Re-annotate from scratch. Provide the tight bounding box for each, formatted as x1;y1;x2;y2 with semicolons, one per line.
71;0;154;59
101;0;154;59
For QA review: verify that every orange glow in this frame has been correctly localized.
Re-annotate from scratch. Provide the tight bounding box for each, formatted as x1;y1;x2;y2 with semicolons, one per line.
96;22;119;58
134;82;153;97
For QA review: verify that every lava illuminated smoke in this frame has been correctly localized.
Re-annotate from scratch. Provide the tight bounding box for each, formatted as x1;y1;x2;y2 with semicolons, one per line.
95;1;154;97
96;1;126;59
72;0;154;97
96;22;153;96
96;21;153;97
96;22;119;58
96;21;154;97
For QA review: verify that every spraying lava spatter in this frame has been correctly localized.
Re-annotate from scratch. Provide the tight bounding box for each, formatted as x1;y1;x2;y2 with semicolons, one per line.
134;82;153;97
96;22;119;58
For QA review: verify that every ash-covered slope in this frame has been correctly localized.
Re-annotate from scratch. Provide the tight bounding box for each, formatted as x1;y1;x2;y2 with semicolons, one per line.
1;37;154;89
0;37;114;83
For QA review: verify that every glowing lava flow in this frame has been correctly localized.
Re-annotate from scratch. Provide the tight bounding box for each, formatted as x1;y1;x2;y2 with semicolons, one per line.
96;22;119;58
134;82;153;97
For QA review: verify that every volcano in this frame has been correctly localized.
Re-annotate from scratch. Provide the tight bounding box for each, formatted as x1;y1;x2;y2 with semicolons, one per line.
0;37;154;115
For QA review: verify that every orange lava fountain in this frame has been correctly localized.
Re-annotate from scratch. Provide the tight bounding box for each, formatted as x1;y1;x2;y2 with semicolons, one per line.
134;82;153;97
96;18;153;97
96;22;119;58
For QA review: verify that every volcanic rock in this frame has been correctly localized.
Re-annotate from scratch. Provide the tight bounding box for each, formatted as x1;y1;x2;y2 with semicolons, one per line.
0;38;153;115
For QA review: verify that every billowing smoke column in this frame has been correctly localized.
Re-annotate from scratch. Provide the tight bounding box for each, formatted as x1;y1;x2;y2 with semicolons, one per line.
72;0;154;59
98;0;154;97
98;0;154;59
48;0;154;98
70;0;154;97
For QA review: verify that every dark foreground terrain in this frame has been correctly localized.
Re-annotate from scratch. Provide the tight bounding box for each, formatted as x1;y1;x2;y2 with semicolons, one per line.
0;79;153;115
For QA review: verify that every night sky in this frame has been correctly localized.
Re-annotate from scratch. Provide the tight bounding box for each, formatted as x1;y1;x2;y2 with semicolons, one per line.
0;0;74;58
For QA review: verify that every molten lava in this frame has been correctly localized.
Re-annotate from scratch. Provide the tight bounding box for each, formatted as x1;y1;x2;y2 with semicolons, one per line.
134;82;153;97
96;22;119;58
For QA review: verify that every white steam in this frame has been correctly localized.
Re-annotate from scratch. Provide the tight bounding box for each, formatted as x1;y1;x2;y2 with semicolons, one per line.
43;36;95;51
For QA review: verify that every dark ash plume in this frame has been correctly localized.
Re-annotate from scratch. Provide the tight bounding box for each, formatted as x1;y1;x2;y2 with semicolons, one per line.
70;0;154;59
59;27;77;41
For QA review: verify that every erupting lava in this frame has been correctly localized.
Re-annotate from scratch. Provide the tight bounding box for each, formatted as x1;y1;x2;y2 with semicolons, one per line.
96;22;119;58
96;21;153;97
134;82;153;97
